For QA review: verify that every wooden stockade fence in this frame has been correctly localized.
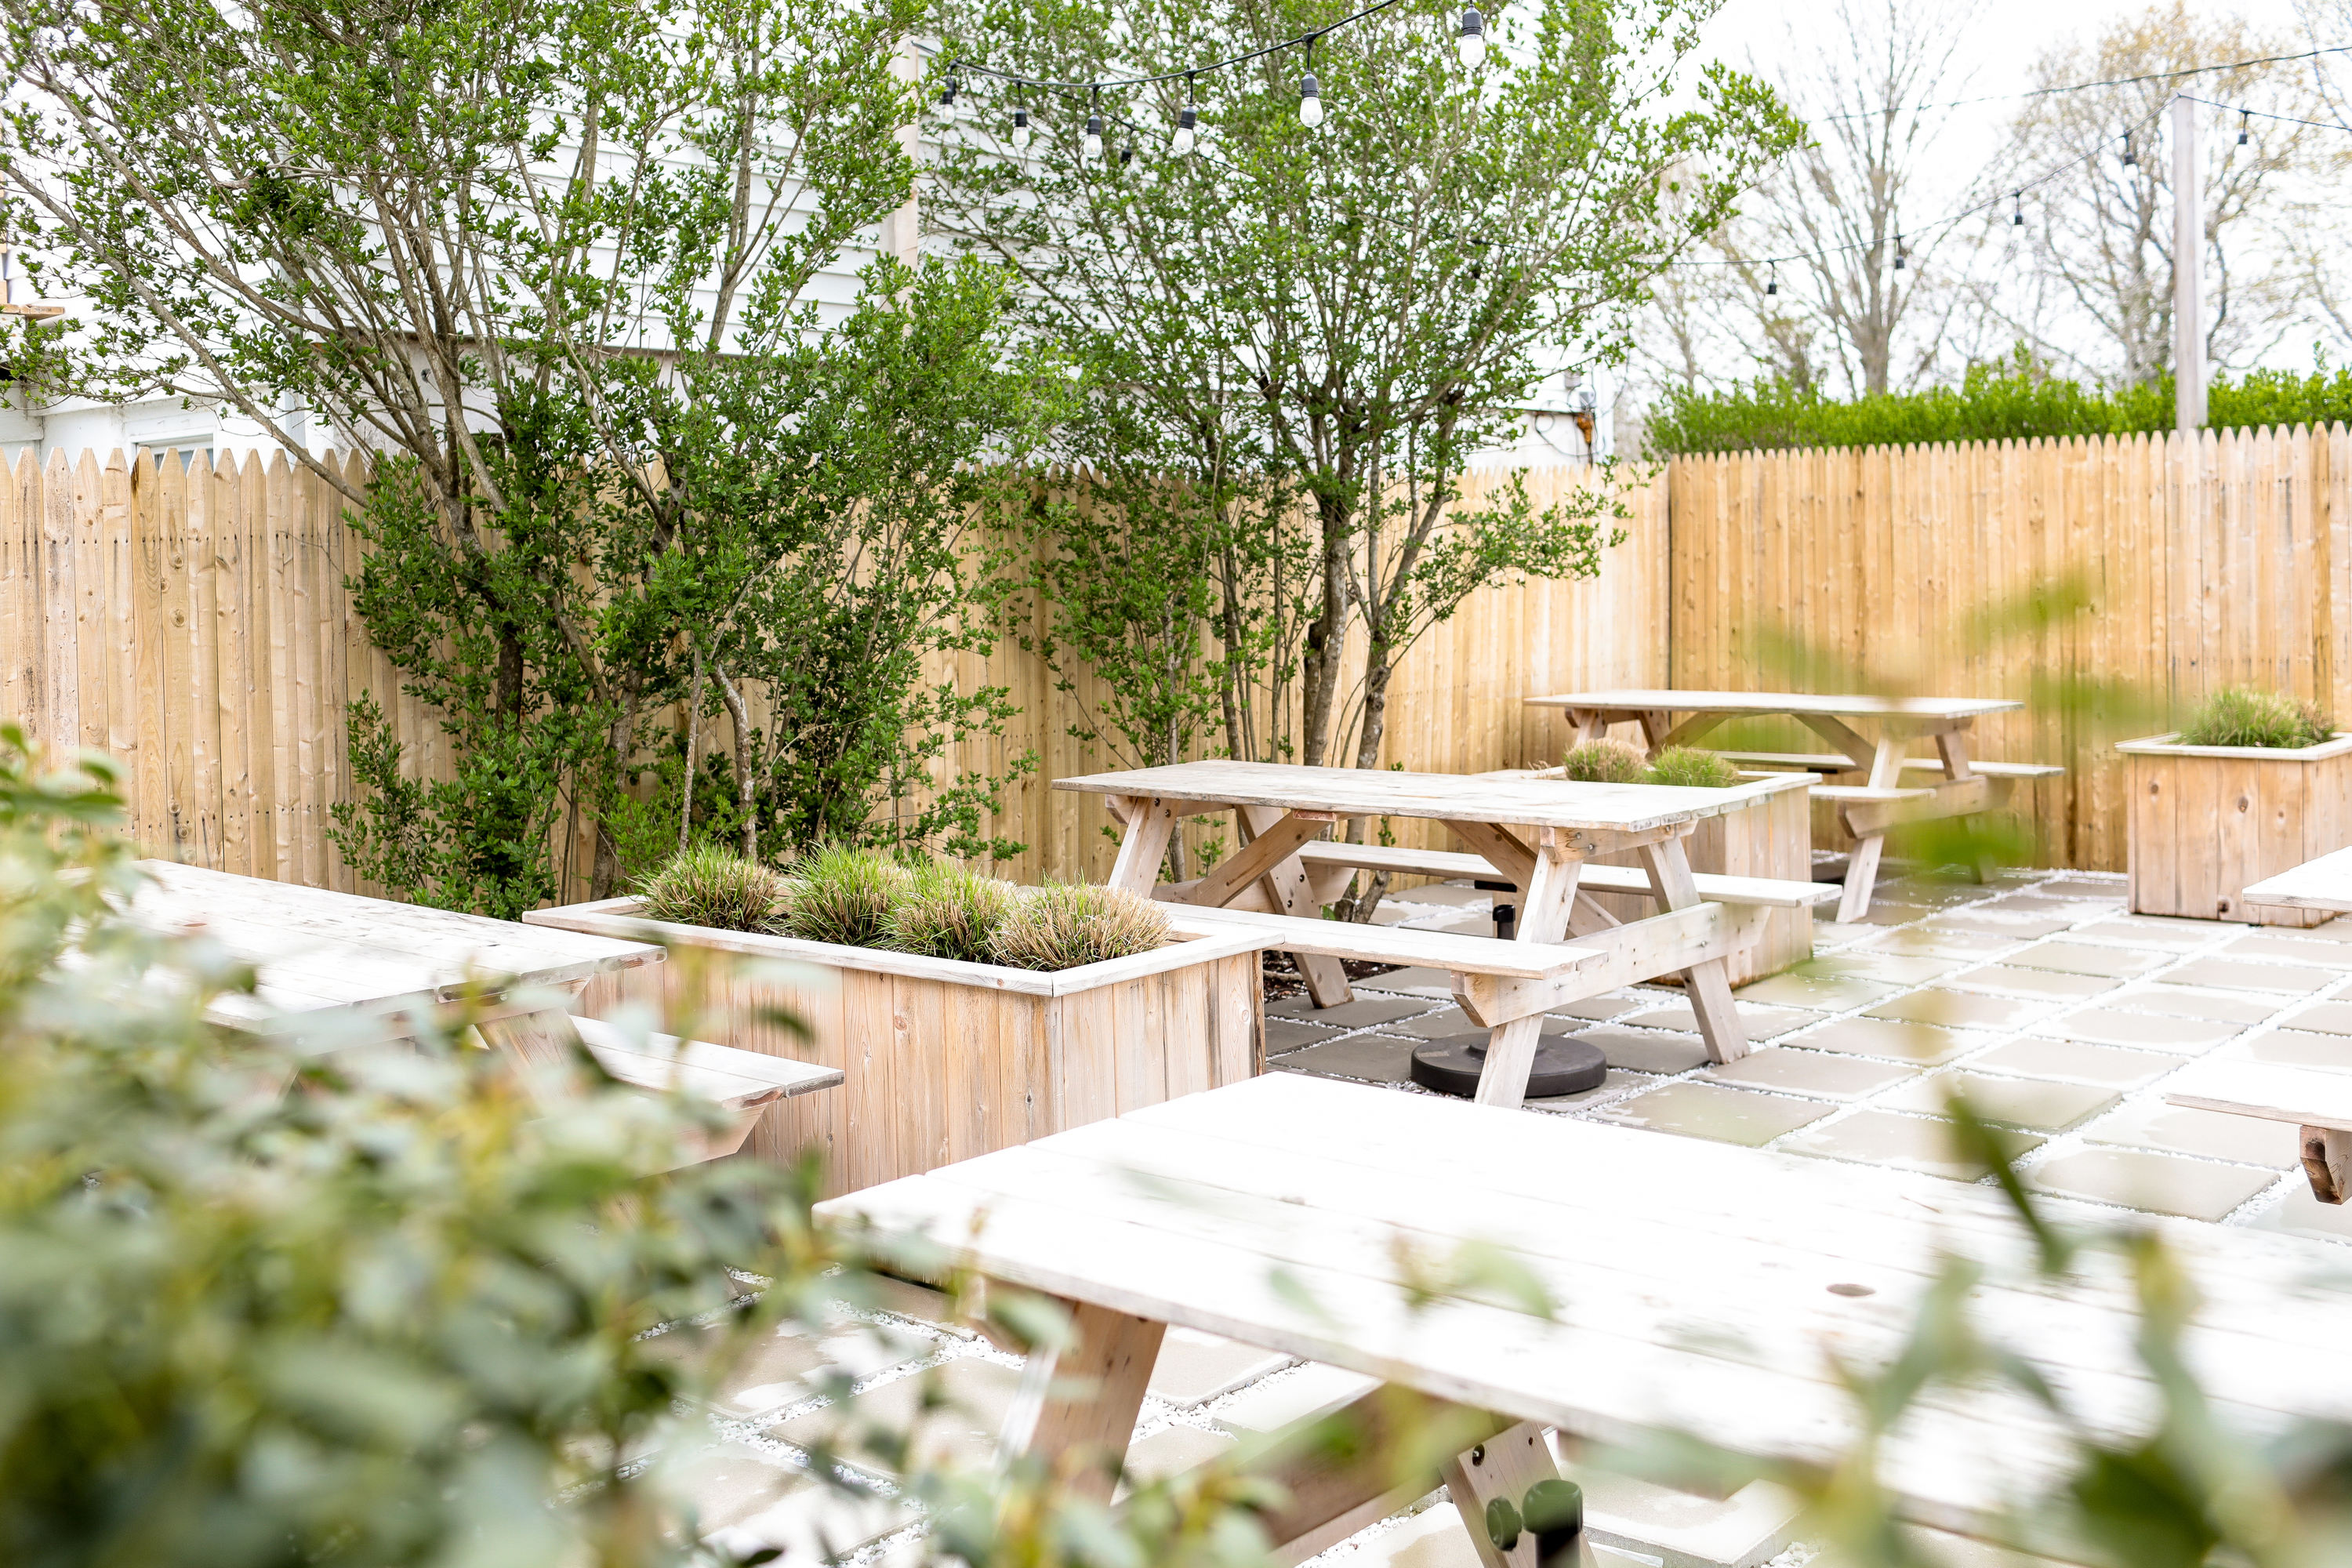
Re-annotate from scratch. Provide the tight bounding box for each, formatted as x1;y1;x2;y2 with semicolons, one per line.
1664;423;2352;873
13;429;2345;896
0;447;445;896
0;448;1664;901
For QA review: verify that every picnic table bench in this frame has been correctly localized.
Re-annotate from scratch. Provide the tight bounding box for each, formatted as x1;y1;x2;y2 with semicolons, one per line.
820;1073;2352;1560
1522;690;2061;924
2165;1060;2352;1204
1057;762;1831;1104
127;862;839;1168
2170;851;2352;1202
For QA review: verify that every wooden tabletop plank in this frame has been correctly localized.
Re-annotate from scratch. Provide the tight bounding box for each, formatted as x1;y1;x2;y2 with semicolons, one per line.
819;1074;2352;1537
126;862;661;1019
1523;690;2020;720
1051;761;1773;833
2241;847;2352;913
2165;1059;2352;1131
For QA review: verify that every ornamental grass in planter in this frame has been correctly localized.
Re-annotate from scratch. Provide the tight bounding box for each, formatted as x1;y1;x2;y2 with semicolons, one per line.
2118;688;2352;925
528;847;1263;1195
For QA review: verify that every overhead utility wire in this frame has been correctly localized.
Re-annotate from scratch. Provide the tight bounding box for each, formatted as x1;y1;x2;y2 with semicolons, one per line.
1813;42;2350;123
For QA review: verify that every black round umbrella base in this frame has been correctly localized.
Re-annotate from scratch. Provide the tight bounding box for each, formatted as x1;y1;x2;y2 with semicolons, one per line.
1409;1032;1606;1099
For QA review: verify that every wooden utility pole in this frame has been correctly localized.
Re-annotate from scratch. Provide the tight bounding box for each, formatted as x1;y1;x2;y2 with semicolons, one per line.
2173;93;2205;434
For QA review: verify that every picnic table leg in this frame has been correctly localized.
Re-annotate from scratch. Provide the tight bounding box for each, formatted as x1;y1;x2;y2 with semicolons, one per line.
1439;1421;1592;1568
1472;843;1584;1109
1103;794;1180;896
2303;1127;2350;1204
1236;804;1355;1010
1564;707;1615;748
1935;728;1998;884
475;1004;590;1078
1248;1387;1506;1564
998;1295;1166;1501
1835;735;1910;925
1639;836;1751;1064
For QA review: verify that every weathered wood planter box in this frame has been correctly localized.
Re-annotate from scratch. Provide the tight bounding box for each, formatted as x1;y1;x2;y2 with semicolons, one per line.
526;899;1266;1196
1582;770;1817;985
2117;732;2352;926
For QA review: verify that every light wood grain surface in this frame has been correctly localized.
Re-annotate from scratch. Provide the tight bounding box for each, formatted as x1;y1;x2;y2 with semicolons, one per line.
1523;690;2020;720
2165;1059;2352;1131
127;861;660;1025
2239;846;2352;913
820;1072;2352;1538
1052;761;1771;833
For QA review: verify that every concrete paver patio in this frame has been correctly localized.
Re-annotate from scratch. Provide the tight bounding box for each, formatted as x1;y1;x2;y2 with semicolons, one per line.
1280;867;2351;1246
658;868;2352;1568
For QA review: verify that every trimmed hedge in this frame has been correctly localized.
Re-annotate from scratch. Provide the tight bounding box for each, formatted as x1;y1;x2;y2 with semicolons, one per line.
1646;360;2352;456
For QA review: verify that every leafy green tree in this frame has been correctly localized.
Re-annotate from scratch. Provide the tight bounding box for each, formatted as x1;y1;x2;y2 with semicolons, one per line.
930;0;1802;796
3;0;1057;913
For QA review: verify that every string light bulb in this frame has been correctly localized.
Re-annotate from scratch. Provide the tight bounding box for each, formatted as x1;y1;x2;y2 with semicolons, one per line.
1299;39;1323;129
2239;108;2251;145
1083;89;1103;160
1120;139;1136;167
1457;6;1486;67
1766;265;1777;297
1893;232;1907;270
1011;107;1032;151
1173;72;1197;155
2122;130;2136;166
939;76;960;122
2011;189;2023;227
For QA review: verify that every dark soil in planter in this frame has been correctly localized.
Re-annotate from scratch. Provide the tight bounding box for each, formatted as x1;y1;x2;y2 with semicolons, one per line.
1260;952;1400;1002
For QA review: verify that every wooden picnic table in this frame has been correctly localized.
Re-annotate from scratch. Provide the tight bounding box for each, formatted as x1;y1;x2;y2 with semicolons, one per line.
1523;690;2043;924
1055;762;1818;1100
124;862;840;1164
820;1073;2352;1559
128;860;665;1040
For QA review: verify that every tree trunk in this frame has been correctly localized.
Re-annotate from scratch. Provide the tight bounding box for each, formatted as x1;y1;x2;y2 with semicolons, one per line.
713;666;758;860
1298;496;1351;768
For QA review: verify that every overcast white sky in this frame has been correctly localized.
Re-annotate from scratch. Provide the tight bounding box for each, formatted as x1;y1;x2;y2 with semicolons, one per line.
1693;0;2313;124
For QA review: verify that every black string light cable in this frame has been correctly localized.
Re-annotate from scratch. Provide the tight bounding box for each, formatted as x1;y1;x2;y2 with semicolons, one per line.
1812;42;2352;124
936;0;1490;147
1663;97;2172;273
2181;93;2352;136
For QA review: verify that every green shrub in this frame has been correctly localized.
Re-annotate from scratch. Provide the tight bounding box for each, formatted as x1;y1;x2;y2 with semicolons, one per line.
2176;688;2334;749
883;861;1018;963
1559;740;1649;783
1646;746;1741;788
1644;352;2352;456
779;844;909;946
988;883;1170;970
635;843;789;931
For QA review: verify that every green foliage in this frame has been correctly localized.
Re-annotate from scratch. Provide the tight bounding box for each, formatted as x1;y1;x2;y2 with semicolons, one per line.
882;862;1018;964
12;0;1062;914
0;727;816;1566
1648;351;2352;455
2176;688;2334;749
932;0;1802;782
779;844;910;949
636;844;790;933
1646;747;1741;788
1559;740;1650;784
987;882;1171;971
0;728;1307;1568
